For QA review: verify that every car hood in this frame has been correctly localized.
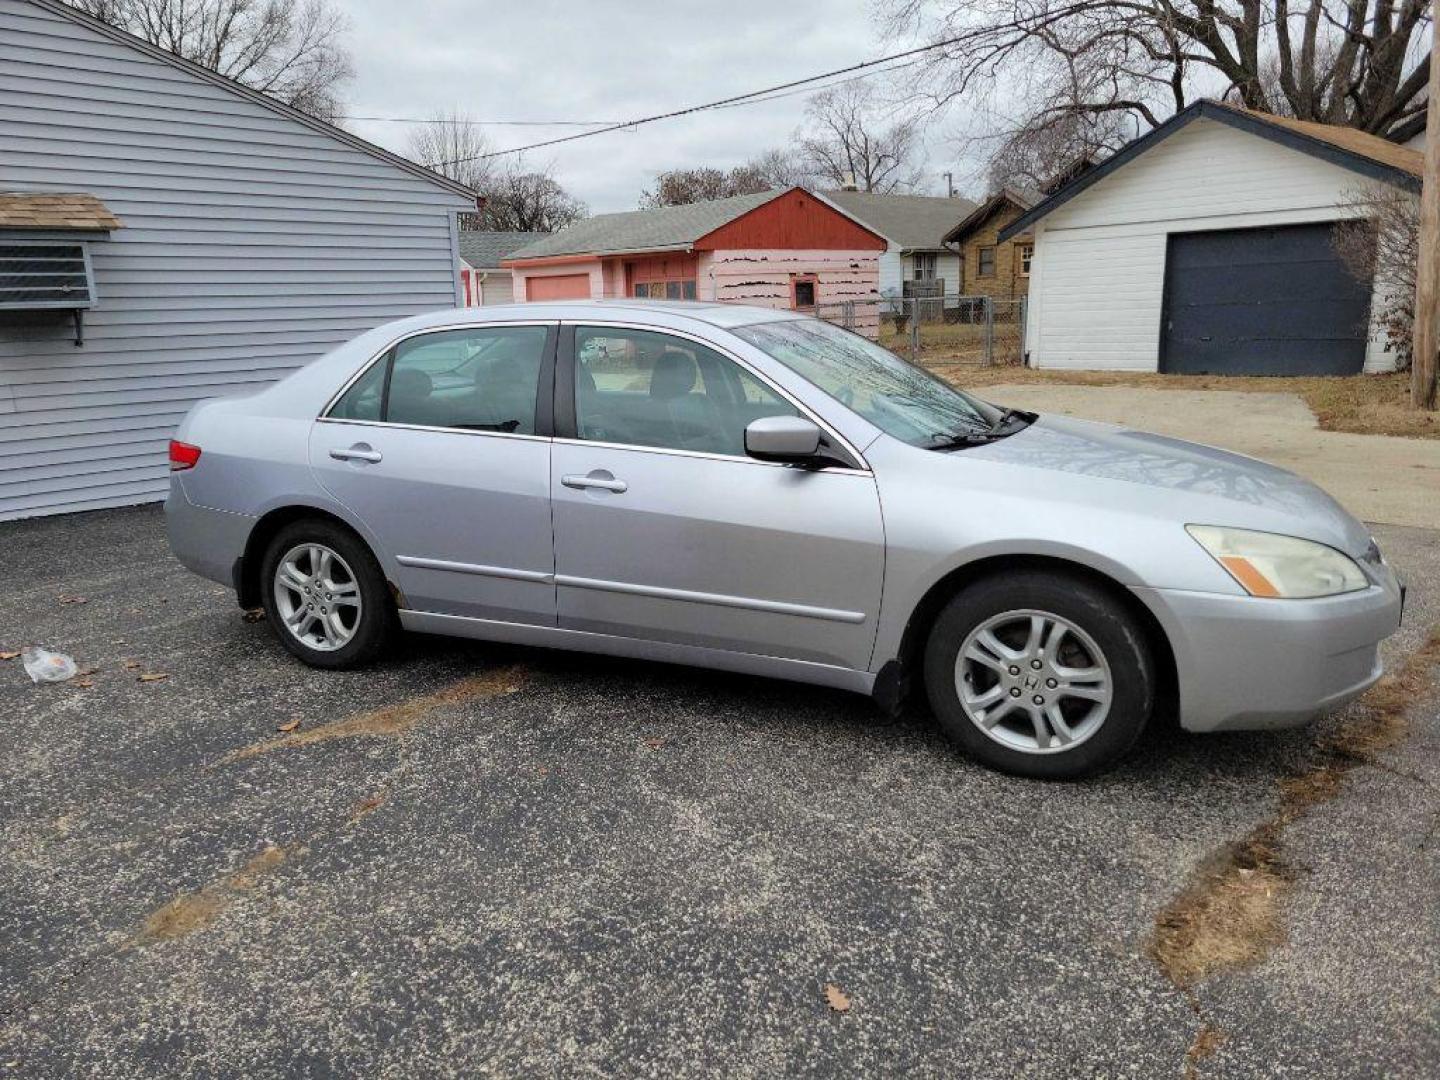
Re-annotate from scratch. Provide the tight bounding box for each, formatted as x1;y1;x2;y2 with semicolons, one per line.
961;413;1373;555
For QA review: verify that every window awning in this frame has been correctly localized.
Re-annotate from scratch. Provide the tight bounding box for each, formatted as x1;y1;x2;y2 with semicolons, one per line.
0;192;122;232
0;193;120;345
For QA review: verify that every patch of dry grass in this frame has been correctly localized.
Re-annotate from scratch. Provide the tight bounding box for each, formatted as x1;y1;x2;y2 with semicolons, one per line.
927;365;1439;440
1150;826;1293;990
1149;626;1440;992
223;665;527;762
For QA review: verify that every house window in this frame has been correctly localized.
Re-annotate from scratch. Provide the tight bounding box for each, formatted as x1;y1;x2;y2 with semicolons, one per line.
912;252;938;280
791;275;818;309
977;245;996;278
1019;243;1034;277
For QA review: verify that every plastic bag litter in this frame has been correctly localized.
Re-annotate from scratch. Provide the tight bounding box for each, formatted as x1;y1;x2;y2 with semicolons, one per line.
22;647;78;683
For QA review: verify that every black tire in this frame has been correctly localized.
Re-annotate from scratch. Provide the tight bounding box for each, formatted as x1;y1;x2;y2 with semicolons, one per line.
260;518;394;669
923;571;1154;780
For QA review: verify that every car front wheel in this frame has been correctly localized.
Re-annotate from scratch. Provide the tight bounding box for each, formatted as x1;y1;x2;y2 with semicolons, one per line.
924;571;1155;779
260;519;393;669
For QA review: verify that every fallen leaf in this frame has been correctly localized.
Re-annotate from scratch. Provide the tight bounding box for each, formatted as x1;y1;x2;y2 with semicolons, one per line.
242;608;265;623
642;737;666;750
824;984;851;1013
58;595;88;605
71;679;95;689
75;667;98;677
121;660;140;670
137;673;170;683
0;651;19;661
276;718;302;733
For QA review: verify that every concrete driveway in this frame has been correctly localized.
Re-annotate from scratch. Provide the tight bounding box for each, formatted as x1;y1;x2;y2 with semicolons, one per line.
1;506;1438;1078
982;384;1440;530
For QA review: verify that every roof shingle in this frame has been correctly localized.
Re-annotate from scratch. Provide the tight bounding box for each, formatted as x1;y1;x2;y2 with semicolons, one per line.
0;192;123;231
818;190;977;249
458;231;549;268
505;190;785;261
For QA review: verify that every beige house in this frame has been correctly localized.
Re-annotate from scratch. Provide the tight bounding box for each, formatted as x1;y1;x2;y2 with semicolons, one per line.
943;187;1040;301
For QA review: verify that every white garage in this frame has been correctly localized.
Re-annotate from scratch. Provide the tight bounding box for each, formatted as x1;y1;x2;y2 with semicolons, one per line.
1007;100;1422;375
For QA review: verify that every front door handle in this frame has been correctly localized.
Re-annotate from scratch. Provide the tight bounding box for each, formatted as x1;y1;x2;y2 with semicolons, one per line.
330;444;383;463
562;472;627;493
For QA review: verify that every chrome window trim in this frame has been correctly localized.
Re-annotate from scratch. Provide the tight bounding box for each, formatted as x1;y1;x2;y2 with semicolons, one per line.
316;416;552;444
550;435;870;475
318;319;559;423
564;318;872;473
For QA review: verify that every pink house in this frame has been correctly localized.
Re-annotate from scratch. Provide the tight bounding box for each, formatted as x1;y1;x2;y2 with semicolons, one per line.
502;187;886;334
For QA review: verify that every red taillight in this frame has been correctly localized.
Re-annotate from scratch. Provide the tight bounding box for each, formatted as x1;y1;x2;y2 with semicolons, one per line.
169;439;202;471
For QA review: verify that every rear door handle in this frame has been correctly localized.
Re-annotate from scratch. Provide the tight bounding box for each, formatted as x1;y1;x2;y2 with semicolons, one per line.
562;472;627;493
330;445;382;463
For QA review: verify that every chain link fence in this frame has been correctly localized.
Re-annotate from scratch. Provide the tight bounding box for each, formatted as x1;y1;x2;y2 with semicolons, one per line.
812;294;1027;367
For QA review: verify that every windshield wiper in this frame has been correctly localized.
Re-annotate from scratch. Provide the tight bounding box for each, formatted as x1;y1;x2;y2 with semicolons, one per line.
986;407;1035;436
927;428;998;451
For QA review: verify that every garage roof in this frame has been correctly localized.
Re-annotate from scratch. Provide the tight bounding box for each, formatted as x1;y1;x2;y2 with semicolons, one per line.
0;192;122;231
1000;99;1423;242
458;231;547;269
507;191;782;261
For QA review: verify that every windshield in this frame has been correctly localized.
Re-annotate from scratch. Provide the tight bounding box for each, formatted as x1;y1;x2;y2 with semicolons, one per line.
732;318;1003;447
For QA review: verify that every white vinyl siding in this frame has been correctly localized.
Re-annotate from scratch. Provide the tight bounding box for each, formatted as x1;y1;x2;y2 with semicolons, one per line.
1025;118;1401;373
0;0;472;519
877;246;903;298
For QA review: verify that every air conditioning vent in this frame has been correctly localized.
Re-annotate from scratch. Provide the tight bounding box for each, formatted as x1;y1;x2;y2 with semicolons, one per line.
0;242;96;310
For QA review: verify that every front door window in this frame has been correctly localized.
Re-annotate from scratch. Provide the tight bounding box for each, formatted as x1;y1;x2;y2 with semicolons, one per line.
573;326;797;456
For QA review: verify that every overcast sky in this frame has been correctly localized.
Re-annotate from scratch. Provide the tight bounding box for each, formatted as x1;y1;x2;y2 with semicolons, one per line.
340;1;954;214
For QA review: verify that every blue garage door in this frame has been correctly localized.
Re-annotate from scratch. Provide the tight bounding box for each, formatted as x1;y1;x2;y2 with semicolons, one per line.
1159;223;1372;375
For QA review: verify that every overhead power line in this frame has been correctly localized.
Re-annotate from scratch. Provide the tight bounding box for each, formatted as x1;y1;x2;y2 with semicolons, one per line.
341;115;620;127
423;34;965;169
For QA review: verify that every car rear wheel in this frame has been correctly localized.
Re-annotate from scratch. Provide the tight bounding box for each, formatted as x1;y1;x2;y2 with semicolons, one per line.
260;519;394;669
924;572;1155;779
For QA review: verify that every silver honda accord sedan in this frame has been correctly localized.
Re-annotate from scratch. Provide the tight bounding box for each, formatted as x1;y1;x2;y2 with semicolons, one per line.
167;300;1403;778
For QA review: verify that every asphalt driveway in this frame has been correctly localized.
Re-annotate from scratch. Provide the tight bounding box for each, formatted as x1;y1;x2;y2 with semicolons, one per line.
1;506;1437;1078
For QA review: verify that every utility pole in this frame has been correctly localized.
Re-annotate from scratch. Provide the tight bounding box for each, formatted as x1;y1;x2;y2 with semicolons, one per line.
1412;36;1440;411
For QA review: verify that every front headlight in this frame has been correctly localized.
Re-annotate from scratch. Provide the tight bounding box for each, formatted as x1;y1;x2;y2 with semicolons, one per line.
1186;525;1369;599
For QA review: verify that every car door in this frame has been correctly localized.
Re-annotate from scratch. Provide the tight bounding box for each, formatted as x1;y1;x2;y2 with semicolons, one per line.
309;322;558;625
550;322;884;672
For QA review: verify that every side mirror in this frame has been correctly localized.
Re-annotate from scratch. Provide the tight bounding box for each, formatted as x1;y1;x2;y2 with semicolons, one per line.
745;415;822;463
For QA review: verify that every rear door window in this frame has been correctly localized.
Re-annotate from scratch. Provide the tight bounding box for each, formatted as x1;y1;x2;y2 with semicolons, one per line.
329;326;550;434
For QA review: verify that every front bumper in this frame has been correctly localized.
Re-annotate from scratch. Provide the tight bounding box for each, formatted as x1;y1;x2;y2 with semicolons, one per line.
1132;569;1403;733
164;477;256;589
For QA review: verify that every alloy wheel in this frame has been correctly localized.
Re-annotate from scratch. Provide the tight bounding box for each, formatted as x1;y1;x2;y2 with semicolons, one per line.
954;608;1113;754
272;543;363;652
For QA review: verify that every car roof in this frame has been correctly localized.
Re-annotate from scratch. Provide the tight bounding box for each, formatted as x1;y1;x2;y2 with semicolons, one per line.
390;300;809;336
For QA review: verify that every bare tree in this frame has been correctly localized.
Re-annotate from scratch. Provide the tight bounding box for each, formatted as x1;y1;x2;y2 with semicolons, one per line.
639;151;816;208
986;108;1126;189
482;169;587;233
640;168;753;209
1334;182;1421;369
881;1;1433;180
405;113;585;232
406;111;499;193
740;148;818;189
798;82;924;193
72;0;353;122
